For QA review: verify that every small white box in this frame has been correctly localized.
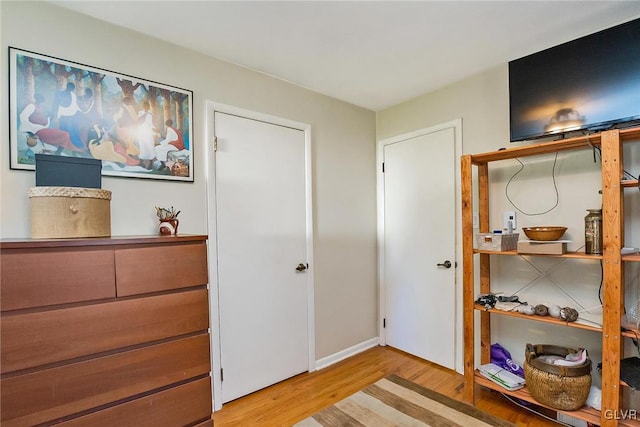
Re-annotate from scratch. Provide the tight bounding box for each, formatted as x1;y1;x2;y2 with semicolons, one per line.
476;233;519;251
518;240;567;255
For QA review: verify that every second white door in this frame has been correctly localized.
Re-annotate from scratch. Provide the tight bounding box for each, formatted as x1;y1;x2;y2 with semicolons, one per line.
381;124;458;370
214;111;310;403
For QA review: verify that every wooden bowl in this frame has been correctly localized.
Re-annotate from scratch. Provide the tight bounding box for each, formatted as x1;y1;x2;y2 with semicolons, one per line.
522;226;567;241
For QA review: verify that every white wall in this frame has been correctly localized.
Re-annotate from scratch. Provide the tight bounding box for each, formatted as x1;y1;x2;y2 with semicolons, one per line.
0;1;378;361
378;64;640;397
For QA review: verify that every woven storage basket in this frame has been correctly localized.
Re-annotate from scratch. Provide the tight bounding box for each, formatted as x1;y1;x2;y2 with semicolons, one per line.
524;343;592;411
29;186;111;238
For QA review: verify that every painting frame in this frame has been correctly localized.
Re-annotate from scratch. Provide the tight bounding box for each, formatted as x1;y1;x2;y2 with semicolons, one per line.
9;47;194;182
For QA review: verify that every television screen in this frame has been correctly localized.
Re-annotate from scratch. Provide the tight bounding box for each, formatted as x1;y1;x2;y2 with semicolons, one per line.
509;17;640;142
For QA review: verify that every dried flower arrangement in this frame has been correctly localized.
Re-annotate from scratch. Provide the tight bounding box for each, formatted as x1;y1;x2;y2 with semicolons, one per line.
155;206;181;221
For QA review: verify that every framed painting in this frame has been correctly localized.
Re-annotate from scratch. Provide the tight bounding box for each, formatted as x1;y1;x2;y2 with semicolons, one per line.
9;47;194;182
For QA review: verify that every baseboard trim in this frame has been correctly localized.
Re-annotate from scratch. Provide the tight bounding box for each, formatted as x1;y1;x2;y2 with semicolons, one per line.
315;337;380;371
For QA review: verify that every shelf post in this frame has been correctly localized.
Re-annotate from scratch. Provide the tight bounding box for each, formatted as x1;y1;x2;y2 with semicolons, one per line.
461;154;476;404
477;162;492;365
600;129;623;427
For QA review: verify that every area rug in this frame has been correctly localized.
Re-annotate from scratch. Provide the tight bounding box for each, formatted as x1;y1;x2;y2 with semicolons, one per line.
294;374;514;426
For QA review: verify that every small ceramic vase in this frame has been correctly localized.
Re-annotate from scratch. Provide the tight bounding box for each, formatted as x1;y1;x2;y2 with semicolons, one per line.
159;218;179;235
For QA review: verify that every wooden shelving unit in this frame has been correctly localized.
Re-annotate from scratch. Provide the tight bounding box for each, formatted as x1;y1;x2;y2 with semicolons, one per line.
461;127;640;426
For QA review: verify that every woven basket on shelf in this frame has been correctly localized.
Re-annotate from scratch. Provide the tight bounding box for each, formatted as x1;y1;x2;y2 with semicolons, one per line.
523;343;592;411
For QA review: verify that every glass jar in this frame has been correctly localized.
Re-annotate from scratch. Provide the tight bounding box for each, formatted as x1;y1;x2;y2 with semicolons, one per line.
584;209;602;254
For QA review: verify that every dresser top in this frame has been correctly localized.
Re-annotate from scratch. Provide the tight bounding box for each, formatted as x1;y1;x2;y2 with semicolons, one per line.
0;234;208;249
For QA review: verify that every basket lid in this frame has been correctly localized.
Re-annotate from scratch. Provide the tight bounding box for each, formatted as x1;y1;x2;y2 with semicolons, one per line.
28;186;111;200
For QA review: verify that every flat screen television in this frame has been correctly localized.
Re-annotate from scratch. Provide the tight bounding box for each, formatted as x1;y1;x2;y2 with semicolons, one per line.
509;17;640;142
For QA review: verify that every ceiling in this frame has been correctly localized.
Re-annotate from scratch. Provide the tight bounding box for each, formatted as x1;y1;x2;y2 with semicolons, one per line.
50;1;640;111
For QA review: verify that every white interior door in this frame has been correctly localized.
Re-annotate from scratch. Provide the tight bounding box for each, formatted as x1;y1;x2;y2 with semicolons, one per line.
214;111;310;403
381;125;457;370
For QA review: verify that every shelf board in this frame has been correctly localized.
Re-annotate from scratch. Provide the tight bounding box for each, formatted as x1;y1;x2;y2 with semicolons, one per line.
474;249;603;260
621;179;639;189
622;327;640;339
474;305;602;333
622;253;640;262
476;373;639;426
469;126;640;164
475;306;640;339
474;372;603;425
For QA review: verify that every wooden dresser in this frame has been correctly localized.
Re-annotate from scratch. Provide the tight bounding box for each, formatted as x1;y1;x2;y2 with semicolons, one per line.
0;235;213;426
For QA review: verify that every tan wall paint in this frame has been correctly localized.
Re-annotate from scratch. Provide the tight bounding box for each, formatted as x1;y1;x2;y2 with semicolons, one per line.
376;66;630;383
377;66;510;152
0;1;377;361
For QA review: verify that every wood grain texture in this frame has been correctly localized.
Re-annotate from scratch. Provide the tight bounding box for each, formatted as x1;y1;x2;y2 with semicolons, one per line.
213;346;558;427
460;154;476;405
0;247;115;311
115;242;208;296
1;334;211;426
1;289;209;373
600;129;624;427
477;162;492;368
58;377;212;427
468;126;640;165
0;234;208;249
0;236;212;426
213;347;557;427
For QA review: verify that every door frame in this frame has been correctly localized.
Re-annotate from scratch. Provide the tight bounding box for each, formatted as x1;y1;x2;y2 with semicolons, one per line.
205;101;315;411
376;119;464;374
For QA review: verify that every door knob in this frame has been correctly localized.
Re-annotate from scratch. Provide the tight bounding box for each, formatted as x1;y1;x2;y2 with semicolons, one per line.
437;260;452;268
296;263;308;272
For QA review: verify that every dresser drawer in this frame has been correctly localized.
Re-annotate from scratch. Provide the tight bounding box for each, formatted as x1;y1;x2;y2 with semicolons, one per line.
115;242;208;296
1;248;115;311
1;289;209;373
1;333;211;426
57;377;212;427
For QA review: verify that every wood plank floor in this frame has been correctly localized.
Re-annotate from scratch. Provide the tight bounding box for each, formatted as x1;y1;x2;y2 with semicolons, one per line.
212;345;560;426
